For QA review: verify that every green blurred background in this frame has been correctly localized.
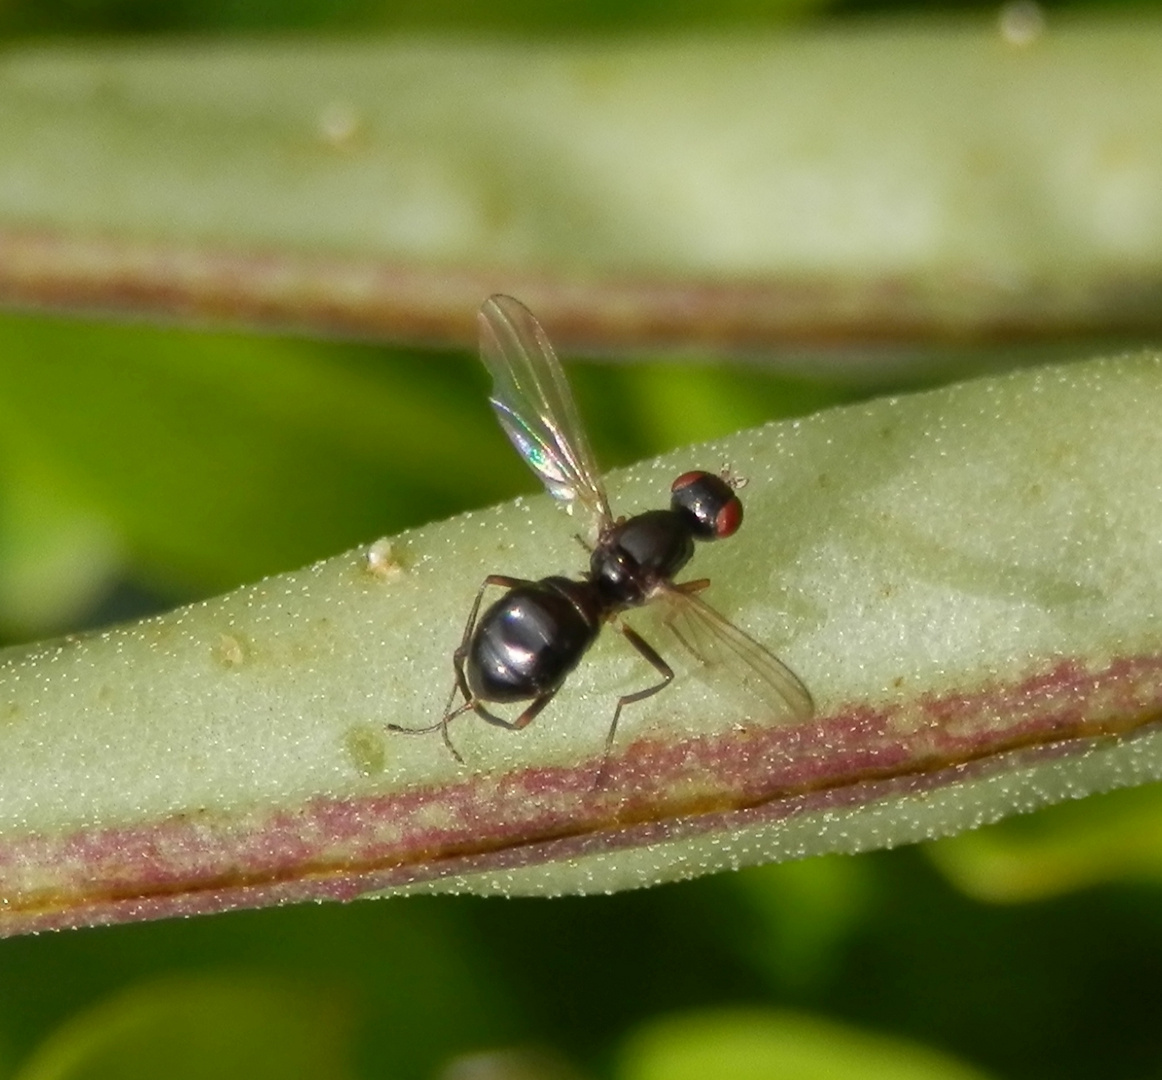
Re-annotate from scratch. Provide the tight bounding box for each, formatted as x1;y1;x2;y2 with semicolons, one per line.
4;1;1162;1078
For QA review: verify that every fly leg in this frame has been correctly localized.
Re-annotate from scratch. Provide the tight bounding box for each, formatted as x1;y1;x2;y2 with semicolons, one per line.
605;623;675;754
473;688;559;732
591;623;675;786
387;574;532;763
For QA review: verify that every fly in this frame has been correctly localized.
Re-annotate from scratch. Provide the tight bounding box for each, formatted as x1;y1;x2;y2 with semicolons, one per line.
389;295;813;762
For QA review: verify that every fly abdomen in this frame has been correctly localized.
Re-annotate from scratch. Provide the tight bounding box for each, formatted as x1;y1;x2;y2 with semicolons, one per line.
467;577;601;703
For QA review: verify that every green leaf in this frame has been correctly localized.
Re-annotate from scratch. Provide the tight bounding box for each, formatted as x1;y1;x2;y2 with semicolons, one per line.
0;451;123;638
0;0;825;39
0;313;503;602
727;856;875;991
926;782;1162;903
14;976;354;1080
616;1009;993;1080
2;352;1162;932
3;22;1162;352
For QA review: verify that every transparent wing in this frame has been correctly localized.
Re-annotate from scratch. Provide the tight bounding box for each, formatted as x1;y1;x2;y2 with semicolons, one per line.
656;584;815;724
478;295;612;527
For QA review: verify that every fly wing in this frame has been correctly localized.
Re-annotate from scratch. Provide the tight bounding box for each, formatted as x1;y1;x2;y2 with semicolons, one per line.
478;295;612;528
657;584;815;724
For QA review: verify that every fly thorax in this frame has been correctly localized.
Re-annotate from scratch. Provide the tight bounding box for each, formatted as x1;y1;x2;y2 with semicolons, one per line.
590;510;695;607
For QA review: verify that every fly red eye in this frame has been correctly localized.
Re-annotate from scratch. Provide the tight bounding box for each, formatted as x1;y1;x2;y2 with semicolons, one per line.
671;470;706;493
714;495;743;538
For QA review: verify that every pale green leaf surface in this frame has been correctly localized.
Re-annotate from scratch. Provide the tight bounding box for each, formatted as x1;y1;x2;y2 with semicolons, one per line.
2;22;1162;347
1;353;1162;933
616;1009;993;1080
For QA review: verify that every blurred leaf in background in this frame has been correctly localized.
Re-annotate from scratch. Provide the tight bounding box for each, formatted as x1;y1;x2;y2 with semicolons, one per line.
616;1007;994;1080
726;856;877;993
0;313;500;636
0;0;828;38
927;782;1162;903
12;977;355;1080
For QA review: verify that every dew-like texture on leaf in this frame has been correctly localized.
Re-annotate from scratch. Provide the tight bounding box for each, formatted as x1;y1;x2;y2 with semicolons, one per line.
1;354;1162;932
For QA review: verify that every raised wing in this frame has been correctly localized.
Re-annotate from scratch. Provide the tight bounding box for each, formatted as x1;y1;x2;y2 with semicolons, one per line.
657;584;815;724
478;295;612;527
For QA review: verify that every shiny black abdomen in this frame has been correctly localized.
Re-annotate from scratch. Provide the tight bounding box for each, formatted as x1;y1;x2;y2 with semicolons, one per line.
467;576;602;703
590;509;695;606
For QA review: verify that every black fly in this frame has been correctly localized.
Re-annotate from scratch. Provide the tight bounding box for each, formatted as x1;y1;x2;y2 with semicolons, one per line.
390;295;813;762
